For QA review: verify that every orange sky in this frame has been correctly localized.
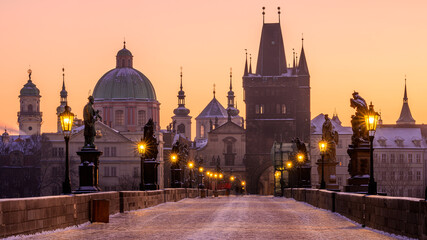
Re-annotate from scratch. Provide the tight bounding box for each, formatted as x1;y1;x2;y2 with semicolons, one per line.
1;1;427;135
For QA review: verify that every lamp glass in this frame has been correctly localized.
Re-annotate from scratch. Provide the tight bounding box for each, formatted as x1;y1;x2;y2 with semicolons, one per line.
60;106;74;132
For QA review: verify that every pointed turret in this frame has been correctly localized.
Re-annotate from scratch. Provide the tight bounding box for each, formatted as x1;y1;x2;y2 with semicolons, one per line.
298;37;309;76
226;68;240;117
255;7;287;76
173;67;190;117
57;68;70;132
396;77;415;125
244;50;248;76
249;54;253;74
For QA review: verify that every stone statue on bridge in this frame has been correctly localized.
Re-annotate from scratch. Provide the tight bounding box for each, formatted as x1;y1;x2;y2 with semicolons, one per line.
322;114;338;162
350;91;369;146
83;96;102;148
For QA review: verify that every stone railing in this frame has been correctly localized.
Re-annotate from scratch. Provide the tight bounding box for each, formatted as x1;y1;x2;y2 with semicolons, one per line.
284;188;427;239
0;188;225;238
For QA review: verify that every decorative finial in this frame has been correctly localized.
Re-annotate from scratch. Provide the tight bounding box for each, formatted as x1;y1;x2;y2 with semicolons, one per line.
27;68;32;80
123;39;126;49
62;67;65;77
278;7;281;23
180;66;183;91
262;7;265;23
245;48;247;57
213;83;216;98
302;33;304;46
249;54;252;74
230;67;233;91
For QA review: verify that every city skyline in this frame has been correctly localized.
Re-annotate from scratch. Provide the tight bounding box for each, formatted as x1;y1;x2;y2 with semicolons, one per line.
1;1;427;135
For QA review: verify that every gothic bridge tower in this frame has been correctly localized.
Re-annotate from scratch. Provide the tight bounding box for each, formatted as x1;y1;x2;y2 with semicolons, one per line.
243;7;310;194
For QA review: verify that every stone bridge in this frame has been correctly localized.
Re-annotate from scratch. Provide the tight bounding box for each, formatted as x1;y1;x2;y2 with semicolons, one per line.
0;189;425;239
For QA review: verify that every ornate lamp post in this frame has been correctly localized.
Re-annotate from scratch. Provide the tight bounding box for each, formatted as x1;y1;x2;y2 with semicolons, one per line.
318;140;327;189
60;105;74;194
137;139;146;191
198;167;205;188
170;153;179;188
285;160;293;187
296;153;305;187
188;161;194;188
365;102;379;195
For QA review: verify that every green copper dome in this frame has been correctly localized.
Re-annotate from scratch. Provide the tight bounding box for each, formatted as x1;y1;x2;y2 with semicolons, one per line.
93;68;156;100
93;46;156;100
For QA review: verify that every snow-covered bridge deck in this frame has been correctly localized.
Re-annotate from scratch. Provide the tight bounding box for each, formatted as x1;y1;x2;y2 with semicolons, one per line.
15;196;402;240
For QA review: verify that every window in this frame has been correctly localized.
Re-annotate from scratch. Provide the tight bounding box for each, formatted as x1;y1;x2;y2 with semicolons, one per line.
408;154;413;163
399;154;404;163
115;110;124;126
200;125;205;138
104;147;110;157
381;154;387;163
416;154;421;163
399;171;404;180
28;104;33;112
138;110;146;126
391;171;395;180
382;172;386;181
260;104;265;114
255;105;260;114
177;124;185;134
417;171;421;181
276;104;280;114
111;147;117;157
224;140;235;166
111;167;117;177
52;148;58;157
210;156;216;166
390;154;395;163
408;189;412;197
281;104;286;114
408;171;413;181
58;148;64;157
133;167;139;178
104;167;110;177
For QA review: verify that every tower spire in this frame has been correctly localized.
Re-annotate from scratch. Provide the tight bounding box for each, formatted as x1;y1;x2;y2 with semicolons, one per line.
62;67;66;91
278;7;281;23
249;54;252;74
180;66;183;91
396;76;415;125
229;67;233;91
298;36;309;76
213;83;216;98
262;7;265;24
244;49;248;76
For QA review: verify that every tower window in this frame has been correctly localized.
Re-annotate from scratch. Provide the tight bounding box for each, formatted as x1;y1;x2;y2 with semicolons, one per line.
276;104;280;114
138;110;146;126
177;124;185;134
200;125;205;138
255;105;260;114
115;110;124;126
281;104;286;114
260;104;265;114
28;104;33;112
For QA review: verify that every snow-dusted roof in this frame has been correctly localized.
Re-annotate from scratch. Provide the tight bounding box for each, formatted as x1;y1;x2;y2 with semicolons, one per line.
311;113;352;135
196;97;227;119
373;127;425;149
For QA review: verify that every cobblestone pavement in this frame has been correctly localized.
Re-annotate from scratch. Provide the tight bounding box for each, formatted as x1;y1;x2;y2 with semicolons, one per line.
17;196;403;240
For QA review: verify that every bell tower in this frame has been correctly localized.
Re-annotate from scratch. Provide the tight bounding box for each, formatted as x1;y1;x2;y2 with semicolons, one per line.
172;67;192;140
18;69;42;135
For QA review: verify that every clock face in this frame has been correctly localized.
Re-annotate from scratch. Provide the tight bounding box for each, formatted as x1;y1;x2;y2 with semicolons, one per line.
29;126;33;131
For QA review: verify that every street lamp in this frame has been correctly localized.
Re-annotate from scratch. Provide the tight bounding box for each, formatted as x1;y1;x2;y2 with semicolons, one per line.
60;105;74;193
60;105;74;194
188;161;194;188
318;140;327;189
365;102;379;195
137;139;146;191
285;160;294;187
297;153;305;187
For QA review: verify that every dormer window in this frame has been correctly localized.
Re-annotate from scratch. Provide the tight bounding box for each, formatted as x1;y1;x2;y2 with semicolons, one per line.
412;139;421;147
395;137;404;147
377;137;387;147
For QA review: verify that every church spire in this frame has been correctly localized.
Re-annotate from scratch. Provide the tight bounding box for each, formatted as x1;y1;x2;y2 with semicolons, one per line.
396;76;415;125
226;68;239;117
244;49;248;76
249;54;253;74
173;67;190;117
298;36;309;76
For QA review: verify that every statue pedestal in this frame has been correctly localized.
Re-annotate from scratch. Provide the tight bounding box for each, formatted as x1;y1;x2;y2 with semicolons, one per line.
74;147;103;194
344;144;370;193
316;161;339;190
144;159;159;190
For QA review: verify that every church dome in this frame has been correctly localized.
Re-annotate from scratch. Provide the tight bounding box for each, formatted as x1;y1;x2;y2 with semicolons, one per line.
20;80;40;97
93;44;157;100
93;68;156;100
